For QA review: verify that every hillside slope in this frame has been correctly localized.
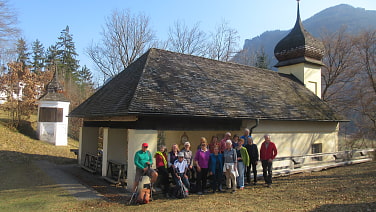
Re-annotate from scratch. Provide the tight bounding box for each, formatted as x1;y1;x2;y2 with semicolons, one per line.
0;123;78;164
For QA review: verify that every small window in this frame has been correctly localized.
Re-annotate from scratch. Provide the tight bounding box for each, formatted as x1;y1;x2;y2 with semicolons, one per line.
312;143;322;161
39;107;63;122
307;81;318;95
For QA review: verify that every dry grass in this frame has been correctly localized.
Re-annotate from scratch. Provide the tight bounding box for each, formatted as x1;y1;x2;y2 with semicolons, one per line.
0;123;78;164
127;161;375;212
0;116;83;211
0;109;78;164
0;111;375;211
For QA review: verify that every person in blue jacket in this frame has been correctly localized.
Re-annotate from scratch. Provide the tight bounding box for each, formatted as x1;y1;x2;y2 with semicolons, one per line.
209;145;224;193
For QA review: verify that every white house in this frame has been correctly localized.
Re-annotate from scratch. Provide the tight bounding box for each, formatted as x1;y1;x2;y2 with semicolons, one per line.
0;81;25;104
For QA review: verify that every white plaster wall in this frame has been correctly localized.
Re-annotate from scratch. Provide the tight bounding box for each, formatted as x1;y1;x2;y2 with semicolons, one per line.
78;120;338;189
278;63;322;98
37;122;68;146
162;120;339;169
54;123;68;146
127;129;157;190
79;127;100;165
37;122;55;143
163;131;229;151
102;128;128;176
247;120;338;168
37;100;70;146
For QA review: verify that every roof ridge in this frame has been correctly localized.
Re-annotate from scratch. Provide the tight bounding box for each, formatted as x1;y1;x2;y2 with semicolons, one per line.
126;49;155;112
148;47;278;74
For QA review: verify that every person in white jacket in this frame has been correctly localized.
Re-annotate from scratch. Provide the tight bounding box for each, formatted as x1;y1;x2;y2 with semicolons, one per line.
223;140;238;193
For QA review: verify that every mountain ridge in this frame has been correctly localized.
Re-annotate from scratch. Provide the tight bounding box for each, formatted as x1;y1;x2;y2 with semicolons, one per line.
234;4;376;68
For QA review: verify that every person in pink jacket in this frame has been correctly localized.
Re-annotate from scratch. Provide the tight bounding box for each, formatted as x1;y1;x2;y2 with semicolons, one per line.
260;134;277;187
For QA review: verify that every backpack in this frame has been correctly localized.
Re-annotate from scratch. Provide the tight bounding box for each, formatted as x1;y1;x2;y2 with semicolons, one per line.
136;176;151;204
137;187;151;204
174;179;189;199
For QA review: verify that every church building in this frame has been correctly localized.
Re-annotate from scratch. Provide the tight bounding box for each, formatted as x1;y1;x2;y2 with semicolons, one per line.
69;1;344;190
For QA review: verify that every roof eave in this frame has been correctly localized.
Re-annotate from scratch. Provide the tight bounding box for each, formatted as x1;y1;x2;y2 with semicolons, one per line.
275;56;324;67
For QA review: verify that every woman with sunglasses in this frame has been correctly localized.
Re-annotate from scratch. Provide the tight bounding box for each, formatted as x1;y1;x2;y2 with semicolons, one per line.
194;137;210;195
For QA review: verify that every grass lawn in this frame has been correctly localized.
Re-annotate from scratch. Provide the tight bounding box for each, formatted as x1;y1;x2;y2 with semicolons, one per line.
0;114;375;211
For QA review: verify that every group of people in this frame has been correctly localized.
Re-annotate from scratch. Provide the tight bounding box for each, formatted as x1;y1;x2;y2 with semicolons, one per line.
133;128;278;198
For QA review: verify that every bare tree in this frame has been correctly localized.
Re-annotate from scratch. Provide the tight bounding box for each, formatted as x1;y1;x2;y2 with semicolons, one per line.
167;20;206;56
353;29;376;139
233;48;257;66
207;20;239;62
0;0;19;47
320;27;358;112
354;30;376;94
86;9;156;79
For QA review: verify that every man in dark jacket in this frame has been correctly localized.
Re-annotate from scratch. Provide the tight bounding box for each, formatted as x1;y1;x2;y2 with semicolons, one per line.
245;137;259;185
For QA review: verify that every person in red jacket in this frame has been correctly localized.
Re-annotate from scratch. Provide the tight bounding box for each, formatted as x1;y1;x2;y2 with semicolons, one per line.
154;145;170;197
260;134;277;187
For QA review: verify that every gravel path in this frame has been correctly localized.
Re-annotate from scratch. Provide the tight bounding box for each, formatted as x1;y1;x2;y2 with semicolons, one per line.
34;160;104;201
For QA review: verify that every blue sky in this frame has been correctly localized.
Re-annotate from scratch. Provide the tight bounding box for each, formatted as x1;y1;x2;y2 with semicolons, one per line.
9;0;376;81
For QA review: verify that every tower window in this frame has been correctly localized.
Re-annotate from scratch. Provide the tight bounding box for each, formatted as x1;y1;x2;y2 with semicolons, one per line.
39;107;63;122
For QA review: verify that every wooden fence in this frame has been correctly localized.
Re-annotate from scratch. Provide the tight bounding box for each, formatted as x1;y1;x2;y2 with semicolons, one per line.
271;148;375;177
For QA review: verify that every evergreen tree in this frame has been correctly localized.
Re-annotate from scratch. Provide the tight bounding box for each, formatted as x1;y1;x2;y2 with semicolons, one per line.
31;39;45;73
255;48;270;69
76;65;94;100
77;65;93;85
56;25;79;81
45;44;59;67
15;38;30;68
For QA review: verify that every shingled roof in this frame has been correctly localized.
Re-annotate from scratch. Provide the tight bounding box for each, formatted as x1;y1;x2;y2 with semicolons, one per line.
69;48;342;121
39;71;69;102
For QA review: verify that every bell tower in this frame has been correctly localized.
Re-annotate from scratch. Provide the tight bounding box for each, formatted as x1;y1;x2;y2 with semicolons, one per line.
37;70;70;146
274;0;324;98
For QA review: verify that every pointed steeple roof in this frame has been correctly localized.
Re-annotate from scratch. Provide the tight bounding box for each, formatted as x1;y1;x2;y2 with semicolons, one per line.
274;0;324;67
46;70;63;93
39;70;69;102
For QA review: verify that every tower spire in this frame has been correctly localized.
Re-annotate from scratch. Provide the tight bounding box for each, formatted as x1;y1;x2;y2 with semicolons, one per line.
297;0;301;23
273;0;324;98
274;0;324;67
47;68;63;93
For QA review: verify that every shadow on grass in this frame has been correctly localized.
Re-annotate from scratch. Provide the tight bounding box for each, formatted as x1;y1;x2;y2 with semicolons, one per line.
311;202;376;212
17;120;38;139
0;118;38;140
0;150;76;165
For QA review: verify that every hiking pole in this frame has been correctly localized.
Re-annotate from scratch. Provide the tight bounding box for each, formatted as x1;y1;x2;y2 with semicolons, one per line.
128;169;145;205
147;164;154;201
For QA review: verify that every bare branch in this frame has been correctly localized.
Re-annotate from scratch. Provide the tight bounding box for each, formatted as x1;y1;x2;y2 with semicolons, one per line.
167;20;207;56
86;9;156;79
0;0;20;47
207;20;239;62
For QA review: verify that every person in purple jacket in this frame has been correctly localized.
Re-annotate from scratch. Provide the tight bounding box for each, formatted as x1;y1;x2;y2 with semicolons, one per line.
194;137;210;195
